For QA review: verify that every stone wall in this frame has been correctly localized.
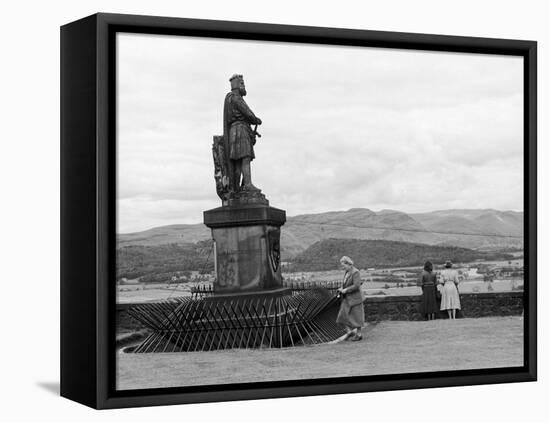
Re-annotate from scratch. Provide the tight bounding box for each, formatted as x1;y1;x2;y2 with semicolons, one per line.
117;291;524;333
364;291;524;321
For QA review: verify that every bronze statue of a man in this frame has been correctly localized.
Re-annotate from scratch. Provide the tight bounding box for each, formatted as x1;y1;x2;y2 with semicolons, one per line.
223;74;262;192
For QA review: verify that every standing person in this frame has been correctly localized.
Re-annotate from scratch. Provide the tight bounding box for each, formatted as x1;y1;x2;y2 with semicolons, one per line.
419;261;438;320
336;256;365;341
439;260;461;319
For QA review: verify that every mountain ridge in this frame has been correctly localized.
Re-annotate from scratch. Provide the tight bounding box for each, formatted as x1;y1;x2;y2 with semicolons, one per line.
117;208;524;255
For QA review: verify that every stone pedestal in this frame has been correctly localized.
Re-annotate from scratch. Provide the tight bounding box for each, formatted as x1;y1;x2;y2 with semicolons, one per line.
203;203;287;294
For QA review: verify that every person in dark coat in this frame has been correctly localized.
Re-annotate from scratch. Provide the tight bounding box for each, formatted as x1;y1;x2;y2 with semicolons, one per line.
418;260;438;320
336;256;365;341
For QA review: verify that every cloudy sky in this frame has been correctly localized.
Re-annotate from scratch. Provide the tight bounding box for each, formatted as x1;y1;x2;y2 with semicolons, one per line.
117;33;523;234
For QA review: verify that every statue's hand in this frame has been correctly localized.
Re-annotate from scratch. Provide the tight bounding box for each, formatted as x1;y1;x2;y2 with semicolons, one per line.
256;118;262;125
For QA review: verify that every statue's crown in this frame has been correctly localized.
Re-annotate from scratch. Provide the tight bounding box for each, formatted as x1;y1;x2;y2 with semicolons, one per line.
229;73;243;82
229;74;244;90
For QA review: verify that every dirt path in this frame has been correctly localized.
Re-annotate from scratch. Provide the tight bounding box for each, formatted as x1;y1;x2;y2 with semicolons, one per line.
116;316;523;390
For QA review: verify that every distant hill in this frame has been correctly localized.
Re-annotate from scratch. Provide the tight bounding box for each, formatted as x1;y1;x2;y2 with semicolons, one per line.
117;208;524;257
117;240;213;281
117;237;515;281
283;208;523;256
281;208;429;256
117;224;210;247
290;238;515;272
411;209;523;237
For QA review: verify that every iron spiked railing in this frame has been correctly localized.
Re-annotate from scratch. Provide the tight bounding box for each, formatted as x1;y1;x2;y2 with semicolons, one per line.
282;280;341;295
189;280;342;299
128;288;345;353
190;284;215;299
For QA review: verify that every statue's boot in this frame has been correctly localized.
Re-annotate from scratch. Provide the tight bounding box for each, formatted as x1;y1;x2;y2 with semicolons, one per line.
243;182;260;192
240;158;260;192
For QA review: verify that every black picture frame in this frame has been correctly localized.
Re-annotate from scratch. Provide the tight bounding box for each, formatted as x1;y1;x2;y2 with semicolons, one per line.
60;12;537;409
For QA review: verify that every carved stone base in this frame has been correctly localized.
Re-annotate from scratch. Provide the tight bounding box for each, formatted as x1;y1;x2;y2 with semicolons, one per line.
228;187;269;206
203;204;286;294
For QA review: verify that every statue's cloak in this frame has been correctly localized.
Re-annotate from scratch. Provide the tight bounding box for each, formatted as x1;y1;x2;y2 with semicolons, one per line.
223;92;235;190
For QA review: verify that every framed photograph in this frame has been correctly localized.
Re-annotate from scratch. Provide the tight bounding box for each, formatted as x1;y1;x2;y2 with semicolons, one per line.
61;13;537;409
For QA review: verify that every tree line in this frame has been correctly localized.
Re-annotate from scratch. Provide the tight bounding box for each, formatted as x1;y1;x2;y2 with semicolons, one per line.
117;237;514;283
117;240;214;281
289;238;514;272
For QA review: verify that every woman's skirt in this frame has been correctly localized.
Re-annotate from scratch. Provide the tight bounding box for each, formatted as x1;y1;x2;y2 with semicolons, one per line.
336;299;365;328
421;284;438;314
440;282;461;311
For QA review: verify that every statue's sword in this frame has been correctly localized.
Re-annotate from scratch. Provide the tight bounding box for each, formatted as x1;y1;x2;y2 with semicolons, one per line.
252;124;261;138
251;124;261;146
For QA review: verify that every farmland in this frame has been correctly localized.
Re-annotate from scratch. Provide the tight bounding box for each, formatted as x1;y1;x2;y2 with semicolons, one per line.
116;257;524;303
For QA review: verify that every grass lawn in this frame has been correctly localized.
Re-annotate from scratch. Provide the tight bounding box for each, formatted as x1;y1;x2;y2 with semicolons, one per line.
116;316;523;390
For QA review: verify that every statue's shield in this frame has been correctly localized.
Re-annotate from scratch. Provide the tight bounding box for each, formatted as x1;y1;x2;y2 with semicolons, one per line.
267;229;281;272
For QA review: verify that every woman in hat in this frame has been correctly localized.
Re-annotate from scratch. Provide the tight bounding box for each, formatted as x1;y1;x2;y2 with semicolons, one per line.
336;256;365;341
419;260;438;320
438;260;461;319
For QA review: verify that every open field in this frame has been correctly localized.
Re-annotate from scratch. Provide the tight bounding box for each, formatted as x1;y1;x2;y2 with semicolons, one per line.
116;316;523;390
116;257;524;304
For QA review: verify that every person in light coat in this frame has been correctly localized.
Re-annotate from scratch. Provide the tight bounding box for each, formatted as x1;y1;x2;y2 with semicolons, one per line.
336;256;365;341
438;260;461;319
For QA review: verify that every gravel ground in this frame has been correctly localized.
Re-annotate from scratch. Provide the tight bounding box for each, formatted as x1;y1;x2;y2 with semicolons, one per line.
116;316;523;390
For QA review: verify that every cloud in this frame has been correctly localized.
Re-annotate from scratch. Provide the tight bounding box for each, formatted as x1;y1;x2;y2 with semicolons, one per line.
116;33;523;232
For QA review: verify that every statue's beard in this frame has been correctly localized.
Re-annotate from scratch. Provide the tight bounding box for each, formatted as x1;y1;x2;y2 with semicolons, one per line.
240;88;247;96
